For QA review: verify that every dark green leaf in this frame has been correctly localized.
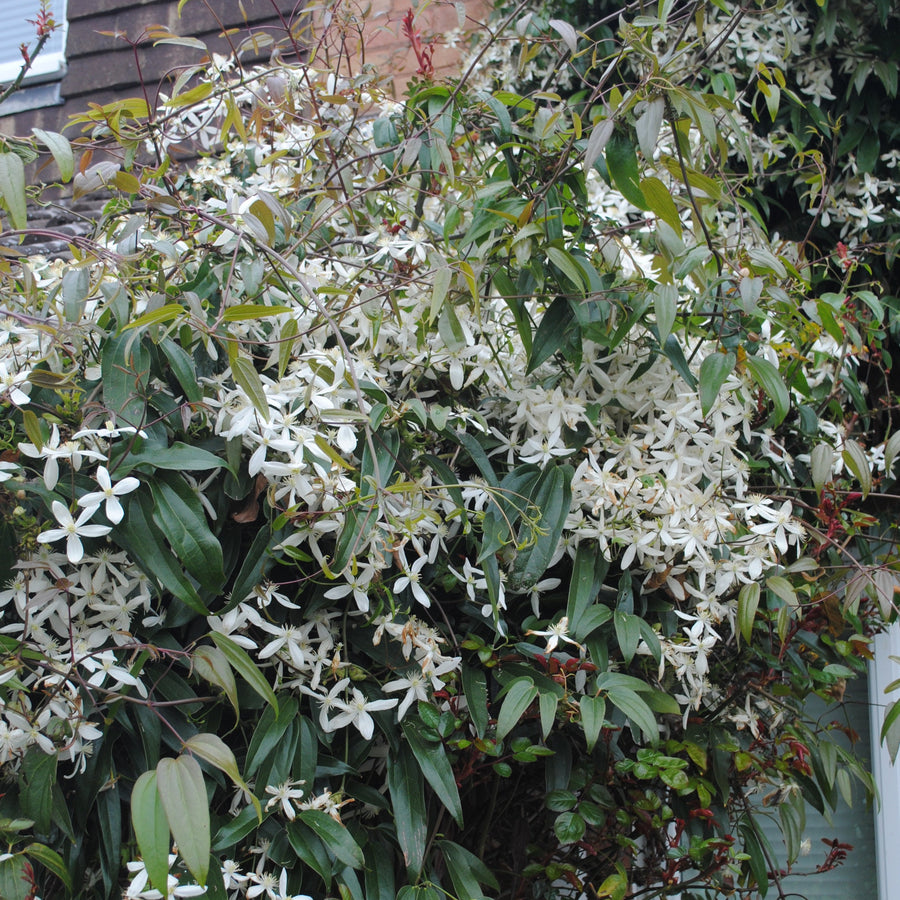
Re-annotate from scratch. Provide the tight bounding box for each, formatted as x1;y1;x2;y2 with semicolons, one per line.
102;332;150;429
607;687;658;743
287;821;333;887
212;632;279;715
699;351;736;417
116;492;207;614
0;856;31;900
387;745;428;878
298;809;364;869
744;354;789;426
554;811;586;844
149;473;225;592
527;296;575;374
512;464;573;591
461;666;489;739
363;839;395;900
159;338;202;403
605;131;647;210
20;749;56;835
22;842;72;892
402;719;463;826
496;677;538;741
580;695;606;752
439;840;499;897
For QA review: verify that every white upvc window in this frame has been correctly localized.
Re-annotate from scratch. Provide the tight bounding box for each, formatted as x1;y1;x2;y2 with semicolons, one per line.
0;0;68;111
869;624;900;899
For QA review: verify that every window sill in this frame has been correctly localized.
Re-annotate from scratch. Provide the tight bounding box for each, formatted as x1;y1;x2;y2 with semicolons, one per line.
0;80;63;116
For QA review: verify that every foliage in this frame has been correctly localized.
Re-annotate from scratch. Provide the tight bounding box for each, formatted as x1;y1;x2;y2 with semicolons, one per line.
0;1;898;899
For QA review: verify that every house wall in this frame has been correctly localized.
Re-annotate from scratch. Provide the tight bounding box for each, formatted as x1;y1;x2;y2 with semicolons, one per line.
0;0;307;138
0;0;493;138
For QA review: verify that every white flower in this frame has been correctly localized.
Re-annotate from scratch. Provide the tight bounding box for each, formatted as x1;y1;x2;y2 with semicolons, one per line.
77;466;140;523
383;669;430;720
36;500;112;563
394;555;431;608
0;460;20;483
329;688;398;740
264;780;306;820
526;616;583;655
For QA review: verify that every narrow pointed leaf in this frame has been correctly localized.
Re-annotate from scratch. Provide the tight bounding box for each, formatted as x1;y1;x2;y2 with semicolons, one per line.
402;720;463;826
211;632;278;714
496;677;538;741
298;809;364;869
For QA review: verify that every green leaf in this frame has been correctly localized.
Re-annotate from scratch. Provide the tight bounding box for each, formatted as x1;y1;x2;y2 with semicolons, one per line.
102;332;151;429
184;733;260;820
97;780;122;896
554;811;586;844
580;694;606;752
661;334;697;388
0;152;27;230
387;745;428;878
0;856;32;900
193;645;239;715
512;464;573;591
211;632;279;714
332;498;378;575
117;492;207;614
527;296;575;374
20;749;56;835
157;755;210;885
741;824;769;896
159;339;202;404
221;303;293;321
363;839;395;900
605;131;647;210
607;687;658;743
496;677;538;741
842;439;872;499
123;304;186;330
22;842;72;892
699;351;736;417
439;840;499;898
120;442;231;475
149;473;225;592
131;770;171;894
546;246;587;295
881;699;900;763
230;355;269;419
613;611;641;665
286;821;333;887
402;719;463;826
566;542;604;637
298;809;364;869
461;665;489;738
539;691;558;739
212;805;262;853
737;582;760;645
744;354;789;426
33;129;74;182
641;176;681;234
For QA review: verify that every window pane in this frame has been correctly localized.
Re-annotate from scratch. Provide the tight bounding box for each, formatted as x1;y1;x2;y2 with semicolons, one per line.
0;1;68;84
756;677;877;898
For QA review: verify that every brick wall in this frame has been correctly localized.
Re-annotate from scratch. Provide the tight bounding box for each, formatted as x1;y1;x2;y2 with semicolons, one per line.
312;0;492;93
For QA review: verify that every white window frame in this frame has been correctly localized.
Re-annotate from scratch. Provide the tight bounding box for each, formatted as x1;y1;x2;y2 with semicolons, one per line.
869;623;900;900
0;1;68;113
